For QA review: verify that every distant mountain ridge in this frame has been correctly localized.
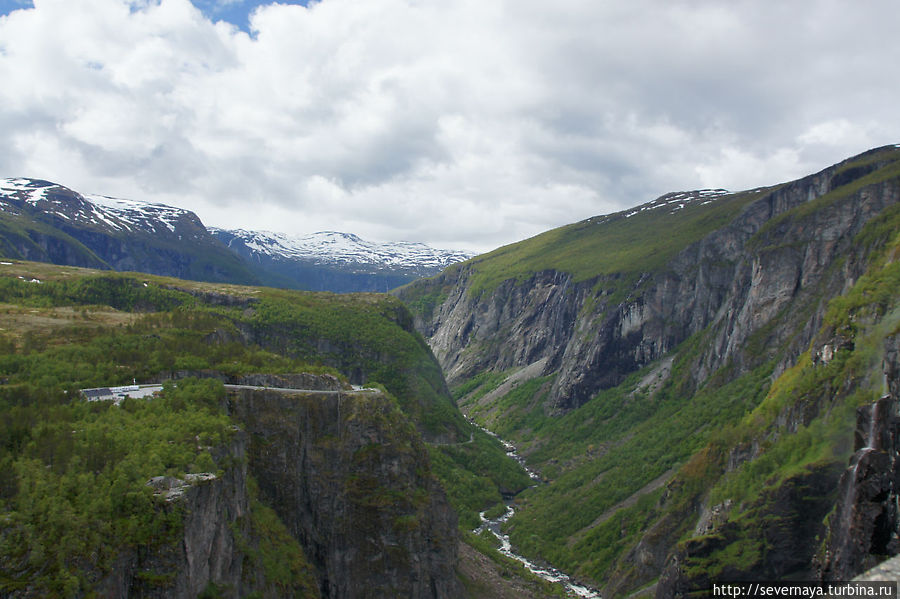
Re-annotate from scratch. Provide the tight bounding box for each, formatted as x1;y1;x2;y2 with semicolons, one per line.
0;178;472;292
211;228;474;293
211;228;472;270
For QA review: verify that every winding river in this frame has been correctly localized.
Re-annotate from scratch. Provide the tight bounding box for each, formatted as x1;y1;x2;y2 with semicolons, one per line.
472;422;603;599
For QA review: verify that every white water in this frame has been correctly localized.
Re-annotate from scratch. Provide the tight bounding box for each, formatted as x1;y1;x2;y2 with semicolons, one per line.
839;402;882;531
471;420;602;598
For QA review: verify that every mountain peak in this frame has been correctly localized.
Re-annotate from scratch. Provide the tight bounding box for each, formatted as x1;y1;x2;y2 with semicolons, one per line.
0;177;198;236
1;177;472;292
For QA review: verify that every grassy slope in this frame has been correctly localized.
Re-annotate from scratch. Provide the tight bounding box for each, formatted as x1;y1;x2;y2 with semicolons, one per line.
458;189;764;297
440;147;900;590
452;172;900;589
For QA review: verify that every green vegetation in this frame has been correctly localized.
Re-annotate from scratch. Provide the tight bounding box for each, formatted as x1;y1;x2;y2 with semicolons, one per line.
244;291;466;437
460;530;566;598
463;375;552;438
428;428;534;530
458;189;762;296
475;358;771;579
235;477;320;597
0;212;108;269
401;282;454;320
0;268;465;437
0;262;530;595
0;378;231;596
451;173;900;588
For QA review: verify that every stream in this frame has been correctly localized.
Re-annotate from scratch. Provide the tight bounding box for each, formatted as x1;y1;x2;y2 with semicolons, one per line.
471;422;603;599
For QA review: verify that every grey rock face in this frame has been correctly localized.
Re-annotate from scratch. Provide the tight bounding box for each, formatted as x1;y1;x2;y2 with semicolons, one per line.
93;433;258;598
819;335;900;580
227;388;461;599
400;149;900;415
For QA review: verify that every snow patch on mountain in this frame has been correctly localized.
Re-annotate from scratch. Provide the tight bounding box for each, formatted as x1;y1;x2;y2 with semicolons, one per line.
623;189;730;219
1;178;472;278
0;178;53;207
212;228;474;270
0;178;193;235
84;194;186;233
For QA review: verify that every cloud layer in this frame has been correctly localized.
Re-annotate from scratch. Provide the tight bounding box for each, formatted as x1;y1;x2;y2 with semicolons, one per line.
1;0;898;252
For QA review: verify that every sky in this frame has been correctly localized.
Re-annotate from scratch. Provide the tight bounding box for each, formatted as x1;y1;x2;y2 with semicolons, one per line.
0;1;898;253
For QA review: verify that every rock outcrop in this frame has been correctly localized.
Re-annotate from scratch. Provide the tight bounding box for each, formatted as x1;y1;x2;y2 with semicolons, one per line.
655;463;844;598
227;387;462;599
84;383;462;599
92;432;302;598
819;335;900;580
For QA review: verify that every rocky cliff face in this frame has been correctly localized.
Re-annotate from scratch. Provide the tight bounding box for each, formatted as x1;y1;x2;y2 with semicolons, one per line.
655;334;900;597
227;388;461;599
818;334;900;580
86;386;461;599
399;147;900;415
92;432;302;599
396;146;900;594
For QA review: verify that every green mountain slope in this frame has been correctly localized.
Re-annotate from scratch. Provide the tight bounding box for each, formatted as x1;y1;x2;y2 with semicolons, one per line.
0;262;534;597
397;145;900;595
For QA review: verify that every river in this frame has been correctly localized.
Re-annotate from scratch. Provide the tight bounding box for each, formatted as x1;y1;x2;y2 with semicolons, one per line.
472;422;603;599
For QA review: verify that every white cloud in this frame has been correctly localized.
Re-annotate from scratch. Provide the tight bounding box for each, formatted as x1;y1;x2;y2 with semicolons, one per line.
1;0;899;253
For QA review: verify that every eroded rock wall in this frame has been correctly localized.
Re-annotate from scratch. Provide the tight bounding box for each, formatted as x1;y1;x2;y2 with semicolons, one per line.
227;388;461;599
819;335;900;580
401;150;900;415
93;433;278;598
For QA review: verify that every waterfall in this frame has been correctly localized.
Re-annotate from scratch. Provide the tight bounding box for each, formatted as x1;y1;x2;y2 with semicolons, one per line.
823;396;896;580
839;402;880;530
864;401;879;450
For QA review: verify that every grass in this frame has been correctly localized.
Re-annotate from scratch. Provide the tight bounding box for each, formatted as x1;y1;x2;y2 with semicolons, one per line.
0;261;535;596
460;189;763;296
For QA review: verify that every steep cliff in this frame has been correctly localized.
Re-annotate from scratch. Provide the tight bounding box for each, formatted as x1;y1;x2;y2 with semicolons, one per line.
92;432;318;599
399;146;900;414
397;145;900;594
228;388;461;599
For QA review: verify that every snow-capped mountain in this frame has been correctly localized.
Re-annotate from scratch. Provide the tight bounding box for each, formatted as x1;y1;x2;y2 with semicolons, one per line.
0;178;197;236
0;178;258;284
210;228;474;293
0;178;473;292
212;228;472;270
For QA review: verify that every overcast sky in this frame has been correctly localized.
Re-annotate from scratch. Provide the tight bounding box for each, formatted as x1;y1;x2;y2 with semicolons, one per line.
0;0;898;253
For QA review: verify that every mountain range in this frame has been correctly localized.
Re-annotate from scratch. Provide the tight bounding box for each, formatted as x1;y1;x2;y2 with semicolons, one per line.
3;145;900;597
210;228;472;292
0;178;472;293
